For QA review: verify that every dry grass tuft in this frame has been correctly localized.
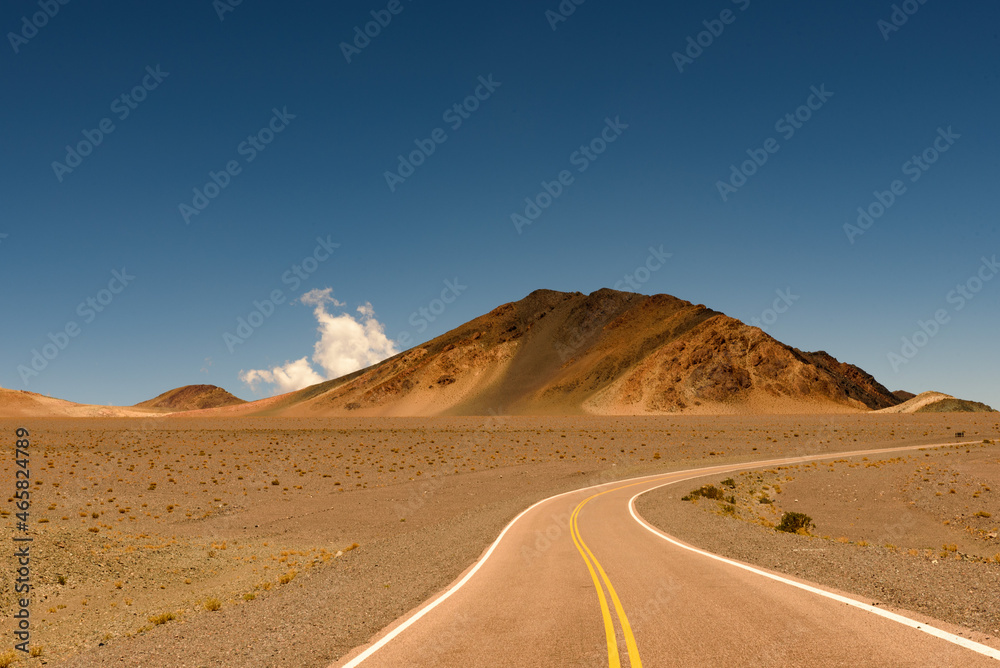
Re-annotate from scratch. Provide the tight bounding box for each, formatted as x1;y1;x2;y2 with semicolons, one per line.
149;611;176;625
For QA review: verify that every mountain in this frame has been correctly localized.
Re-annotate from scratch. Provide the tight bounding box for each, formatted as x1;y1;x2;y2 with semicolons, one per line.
917;398;996;413
135;385;246;411
207;288;904;417
15;289;986;419
0;387;149;418
0;384;244;418
893;390;917;402
877;391;996;414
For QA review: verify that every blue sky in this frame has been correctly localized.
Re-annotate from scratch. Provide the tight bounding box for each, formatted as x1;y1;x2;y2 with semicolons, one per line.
1;1;998;408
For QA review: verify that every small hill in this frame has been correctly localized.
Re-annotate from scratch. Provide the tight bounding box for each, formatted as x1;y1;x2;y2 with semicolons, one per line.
135;385;246;411
915;397;996;413
893;390;917;402
876;391;996;414
0;387;150;418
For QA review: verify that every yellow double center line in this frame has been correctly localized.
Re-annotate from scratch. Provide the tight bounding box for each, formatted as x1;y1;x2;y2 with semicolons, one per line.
570;488;643;668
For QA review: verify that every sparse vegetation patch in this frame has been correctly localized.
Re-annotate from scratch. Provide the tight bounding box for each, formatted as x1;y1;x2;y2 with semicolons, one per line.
776;511;813;534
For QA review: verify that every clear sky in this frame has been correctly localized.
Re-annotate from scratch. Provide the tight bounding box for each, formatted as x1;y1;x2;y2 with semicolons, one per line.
2;1;998;409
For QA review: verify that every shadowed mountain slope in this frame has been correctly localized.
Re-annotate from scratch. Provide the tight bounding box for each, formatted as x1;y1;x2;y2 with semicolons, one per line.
135;385;246;411
877;391;996;414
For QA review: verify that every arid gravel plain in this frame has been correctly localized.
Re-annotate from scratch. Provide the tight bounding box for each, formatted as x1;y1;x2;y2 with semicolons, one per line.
1;414;998;666
639;437;1000;640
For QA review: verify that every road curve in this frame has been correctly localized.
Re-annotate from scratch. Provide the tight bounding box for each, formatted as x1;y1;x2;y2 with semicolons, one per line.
335;442;1000;667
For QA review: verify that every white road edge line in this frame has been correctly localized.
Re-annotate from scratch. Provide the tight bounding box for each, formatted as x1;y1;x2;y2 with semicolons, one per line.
337;492;561;667
336;440;992;666
627;482;1000;661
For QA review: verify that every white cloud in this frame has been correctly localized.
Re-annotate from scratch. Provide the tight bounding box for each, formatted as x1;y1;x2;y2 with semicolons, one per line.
240;289;398;395
240;357;324;394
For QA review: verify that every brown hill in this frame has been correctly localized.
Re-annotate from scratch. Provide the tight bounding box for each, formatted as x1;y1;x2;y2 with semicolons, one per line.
877;391;996;414
135;385;246;411
893;390;917;402
916;398;996;413
210;288;903;417
792;351;900;411
0;387;151;418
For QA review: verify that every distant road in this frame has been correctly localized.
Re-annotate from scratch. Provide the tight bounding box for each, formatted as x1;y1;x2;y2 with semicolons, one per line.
335;443;1000;667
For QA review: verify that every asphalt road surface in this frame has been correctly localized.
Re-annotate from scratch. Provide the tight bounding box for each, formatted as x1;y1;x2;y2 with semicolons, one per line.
336;443;1000;667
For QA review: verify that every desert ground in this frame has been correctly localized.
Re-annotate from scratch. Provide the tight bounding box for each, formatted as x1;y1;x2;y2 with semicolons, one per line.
638;438;1000;639
1;413;998;666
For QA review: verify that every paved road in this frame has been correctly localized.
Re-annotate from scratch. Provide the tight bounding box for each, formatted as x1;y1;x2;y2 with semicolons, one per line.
336;444;1000;667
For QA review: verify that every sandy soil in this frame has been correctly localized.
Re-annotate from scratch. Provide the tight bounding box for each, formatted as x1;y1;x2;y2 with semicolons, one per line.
0;414;997;666
638;438;1000;638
